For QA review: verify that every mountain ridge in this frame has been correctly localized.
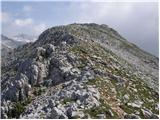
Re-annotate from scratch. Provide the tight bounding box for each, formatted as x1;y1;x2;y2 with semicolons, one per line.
1;34;26;48
1;23;159;119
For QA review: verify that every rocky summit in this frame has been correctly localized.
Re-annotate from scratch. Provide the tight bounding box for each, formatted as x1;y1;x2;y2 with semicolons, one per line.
1;23;159;119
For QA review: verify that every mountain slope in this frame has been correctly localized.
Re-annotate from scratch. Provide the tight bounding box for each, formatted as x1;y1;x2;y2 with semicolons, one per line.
1;43;12;56
1;35;26;48
1;23;159;119
1;34;36;57
1;34;28;59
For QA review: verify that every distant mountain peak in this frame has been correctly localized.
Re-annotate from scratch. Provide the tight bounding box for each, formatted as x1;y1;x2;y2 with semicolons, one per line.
13;33;37;43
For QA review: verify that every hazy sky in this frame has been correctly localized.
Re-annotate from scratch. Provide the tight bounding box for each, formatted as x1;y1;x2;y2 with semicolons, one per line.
1;1;159;57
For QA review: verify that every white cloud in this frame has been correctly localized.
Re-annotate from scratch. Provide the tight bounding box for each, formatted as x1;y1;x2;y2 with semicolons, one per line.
13;18;47;35
71;2;133;24
67;2;158;56
0;12;10;23
2;2;158;56
23;5;32;12
34;23;47;34
14;18;33;27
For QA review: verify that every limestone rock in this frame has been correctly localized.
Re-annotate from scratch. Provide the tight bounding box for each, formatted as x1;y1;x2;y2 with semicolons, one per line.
49;107;68;119
127;101;143;108
141;108;159;119
45;44;55;56
97;114;106;119
124;113;140;119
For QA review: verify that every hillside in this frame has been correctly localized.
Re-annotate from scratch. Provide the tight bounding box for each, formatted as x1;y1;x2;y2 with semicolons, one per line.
1;23;159;119
1;35;26;57
1;43;12;56
1;35;26;48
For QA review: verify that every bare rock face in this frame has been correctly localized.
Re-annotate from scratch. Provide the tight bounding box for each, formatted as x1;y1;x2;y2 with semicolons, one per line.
20;80;100;119
2;73;31;102
1;23;159;119
17;59;38;86
45;44;55;55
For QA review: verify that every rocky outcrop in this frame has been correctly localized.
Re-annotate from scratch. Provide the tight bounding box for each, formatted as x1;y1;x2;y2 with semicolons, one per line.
20;80;100;119
2;73;31;102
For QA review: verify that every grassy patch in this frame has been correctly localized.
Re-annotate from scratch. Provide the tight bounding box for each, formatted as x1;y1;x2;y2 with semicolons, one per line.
86;77;102;86
70;45;88;55
7;97;32;118
33;87;46;96
7;102;25;118
85;99;118;118
120;104;140;114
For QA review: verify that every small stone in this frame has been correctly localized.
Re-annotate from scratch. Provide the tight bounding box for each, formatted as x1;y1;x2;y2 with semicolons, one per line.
124;113;140;119
134;111;140;115
55;101;60;106
50;107;67;119
155;103;159;111
151;114;159;119
127;100;143;108
123;94;129;102
141;108;156;119
71;111;85;118
108;109;114;117
97;114;106;119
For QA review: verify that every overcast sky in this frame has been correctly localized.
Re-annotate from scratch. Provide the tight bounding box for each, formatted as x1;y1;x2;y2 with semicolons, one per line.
1;1;159;57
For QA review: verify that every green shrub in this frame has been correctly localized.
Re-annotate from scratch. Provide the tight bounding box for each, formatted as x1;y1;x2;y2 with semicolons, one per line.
7;97;32;118
85;99;118;118
7;102;25;118
33;88;44;96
